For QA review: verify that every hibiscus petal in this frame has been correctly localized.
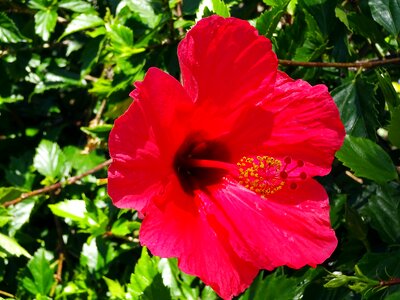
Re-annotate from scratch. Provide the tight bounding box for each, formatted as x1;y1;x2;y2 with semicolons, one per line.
109;68;193;211
130;67;193;155
140;177;259;299
178;16;277;111
108;101;167;211
205;179;337;270
218;106;273;161
262;71;345;176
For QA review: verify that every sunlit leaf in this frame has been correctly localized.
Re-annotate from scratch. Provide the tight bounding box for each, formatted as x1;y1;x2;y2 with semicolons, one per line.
128;247;171;299
124;0;162;28
34;9;58;41
22;248;54;296
211;0;230;17
58;0;95;13
61;13;104;39
0;13;28;43
49;199;87;222
33;140;67;180
0;233;31;258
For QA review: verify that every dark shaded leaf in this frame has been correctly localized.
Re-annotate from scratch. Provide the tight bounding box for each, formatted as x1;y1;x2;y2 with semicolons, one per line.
368;0;400;36
388;106;400;147
363;184;400;243
336;135;398;183
332;78;379;139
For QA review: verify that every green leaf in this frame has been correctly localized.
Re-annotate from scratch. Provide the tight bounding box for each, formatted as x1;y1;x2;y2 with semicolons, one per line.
300;0;337;35
240;268;321;300
61;14;104;39
293;11;327;61
33;140;67;180
34;9;58;41
81;124;112;140
22;248;54;296
58;0;95;13
368;0;400;36
28;0;57;10
108;24;133;48
376;69;400;113
256;5;288;38
103;277;126;299
158;258;198;299
5;153;35;189
9;199;36;236
0;13;28;43
125;0;162;28
336;135;398;183
48;199;87;222
345;205;368;241
62;146;105;173
128;247;171;299
0;233;31;258
347;12;385;42
211;0;230;17
388;106;400;148
80;238;117;275
263;0;288;6
332;78;379;139
111;218;140;236
363;184;400;243
358;251;400;279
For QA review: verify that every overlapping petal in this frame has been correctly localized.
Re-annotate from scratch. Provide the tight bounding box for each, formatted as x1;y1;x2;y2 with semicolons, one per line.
205;179;337;270
109;68;193;211
262;71;345;176
140;177;258;299
179;16;277;111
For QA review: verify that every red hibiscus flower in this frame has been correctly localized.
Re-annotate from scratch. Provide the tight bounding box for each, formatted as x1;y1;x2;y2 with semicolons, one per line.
108;16;345;299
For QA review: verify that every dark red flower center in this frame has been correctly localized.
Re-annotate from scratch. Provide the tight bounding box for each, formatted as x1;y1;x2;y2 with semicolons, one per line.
173;133;233;194
173;134;308;196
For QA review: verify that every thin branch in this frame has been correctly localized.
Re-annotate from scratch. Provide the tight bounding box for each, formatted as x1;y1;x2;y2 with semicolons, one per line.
0;289;15;298
379;278;400;287
3;159;112;208
278;57;400;69
175;0;185;36
55;252;65;282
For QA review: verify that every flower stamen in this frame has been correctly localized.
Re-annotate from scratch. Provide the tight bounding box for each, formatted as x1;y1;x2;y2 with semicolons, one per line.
236;155;308;197
237;156;285;197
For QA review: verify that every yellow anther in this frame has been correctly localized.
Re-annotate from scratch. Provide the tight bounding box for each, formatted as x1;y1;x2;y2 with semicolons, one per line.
237;155;285;197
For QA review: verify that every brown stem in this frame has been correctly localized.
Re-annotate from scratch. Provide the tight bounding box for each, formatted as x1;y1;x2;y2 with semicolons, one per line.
278;57;400;69
55;252;65;283
175;0;185;36
380;278;400;287
3;159;112;208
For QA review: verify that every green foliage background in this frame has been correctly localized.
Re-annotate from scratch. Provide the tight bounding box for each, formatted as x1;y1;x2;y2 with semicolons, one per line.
0;0;399;299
